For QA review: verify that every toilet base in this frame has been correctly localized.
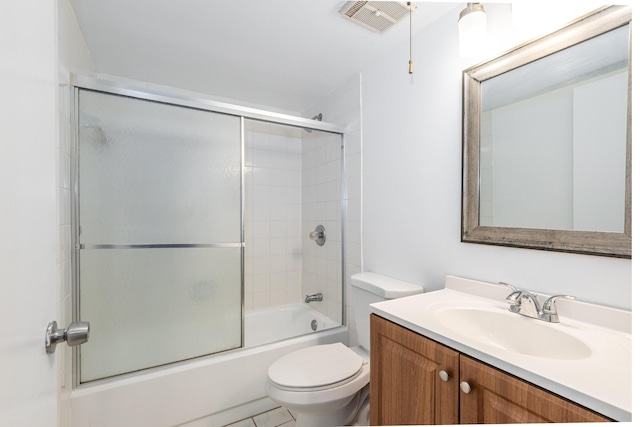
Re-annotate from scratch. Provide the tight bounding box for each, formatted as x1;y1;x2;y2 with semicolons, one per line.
352;389;370;426
292;386;368;427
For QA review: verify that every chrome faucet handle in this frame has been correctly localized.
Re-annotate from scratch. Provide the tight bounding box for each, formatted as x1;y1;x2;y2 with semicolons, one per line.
504;290;522;314
542;295;576;311
542;295;576;312
498;281;519;293
499;282;523;313
540;295;576;323
505;290;522;303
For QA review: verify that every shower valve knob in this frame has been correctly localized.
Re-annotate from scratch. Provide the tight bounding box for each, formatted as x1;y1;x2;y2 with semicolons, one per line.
309;230;322;239
45;320;90;355
309;225;326;246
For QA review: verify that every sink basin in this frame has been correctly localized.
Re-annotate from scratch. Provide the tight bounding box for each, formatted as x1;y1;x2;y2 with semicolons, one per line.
370;276;632;420
433;307;592;360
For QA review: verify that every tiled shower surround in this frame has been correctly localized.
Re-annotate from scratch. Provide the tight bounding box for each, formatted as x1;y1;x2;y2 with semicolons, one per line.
244;121;305;310
244;73;362;337
243;120;343;322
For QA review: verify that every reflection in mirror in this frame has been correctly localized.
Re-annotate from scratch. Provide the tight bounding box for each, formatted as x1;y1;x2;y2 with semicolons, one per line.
480;25;628;232
462;6;631;258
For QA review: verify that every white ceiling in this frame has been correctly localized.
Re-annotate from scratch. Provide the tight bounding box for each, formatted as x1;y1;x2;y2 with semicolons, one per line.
68;1;461;113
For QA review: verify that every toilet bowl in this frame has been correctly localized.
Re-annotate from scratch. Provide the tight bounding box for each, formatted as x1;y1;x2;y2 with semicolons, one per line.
265;273;423;426
266;343;370;426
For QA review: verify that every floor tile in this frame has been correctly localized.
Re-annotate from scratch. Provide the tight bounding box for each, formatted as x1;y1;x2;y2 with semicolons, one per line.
253;407;294;427
224;418;255;427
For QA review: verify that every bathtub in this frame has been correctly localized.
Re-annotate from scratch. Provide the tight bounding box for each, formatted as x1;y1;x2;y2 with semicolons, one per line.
245;303;341;347
69;304;347;427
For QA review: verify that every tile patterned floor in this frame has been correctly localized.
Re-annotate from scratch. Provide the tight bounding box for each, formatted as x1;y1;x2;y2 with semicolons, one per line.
225;407;296;427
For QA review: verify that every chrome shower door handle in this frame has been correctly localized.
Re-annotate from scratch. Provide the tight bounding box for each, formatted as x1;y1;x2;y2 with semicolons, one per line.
45;320;90;354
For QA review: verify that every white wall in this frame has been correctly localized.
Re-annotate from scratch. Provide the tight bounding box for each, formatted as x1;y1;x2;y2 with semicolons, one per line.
361;7;631;310
0;1;59;426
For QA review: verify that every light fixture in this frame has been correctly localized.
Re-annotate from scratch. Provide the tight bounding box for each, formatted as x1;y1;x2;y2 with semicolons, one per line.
458;3;487;58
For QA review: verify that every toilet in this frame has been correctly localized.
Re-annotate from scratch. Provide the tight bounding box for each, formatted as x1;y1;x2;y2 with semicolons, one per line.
266;272;423;426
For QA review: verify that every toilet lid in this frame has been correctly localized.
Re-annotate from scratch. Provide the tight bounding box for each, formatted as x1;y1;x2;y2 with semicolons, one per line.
268;343;364;389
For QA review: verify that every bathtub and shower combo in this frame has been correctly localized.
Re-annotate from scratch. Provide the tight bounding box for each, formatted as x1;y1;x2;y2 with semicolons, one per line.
68;76;350;426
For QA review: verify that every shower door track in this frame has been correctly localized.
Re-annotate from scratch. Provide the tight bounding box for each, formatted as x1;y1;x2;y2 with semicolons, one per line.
70;74;346;135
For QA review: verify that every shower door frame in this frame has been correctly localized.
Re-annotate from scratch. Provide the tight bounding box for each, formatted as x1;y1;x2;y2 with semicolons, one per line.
70;75;347;388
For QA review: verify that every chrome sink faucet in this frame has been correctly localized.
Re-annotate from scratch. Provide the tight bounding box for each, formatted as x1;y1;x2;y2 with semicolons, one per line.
499;282;575;323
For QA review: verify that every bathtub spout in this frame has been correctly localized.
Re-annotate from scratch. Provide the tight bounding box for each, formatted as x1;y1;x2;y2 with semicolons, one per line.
305;293;323;303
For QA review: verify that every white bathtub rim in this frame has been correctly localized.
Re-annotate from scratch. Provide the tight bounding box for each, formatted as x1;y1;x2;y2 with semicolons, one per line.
244;302;341;347
70;326;349;427
72;325;348;395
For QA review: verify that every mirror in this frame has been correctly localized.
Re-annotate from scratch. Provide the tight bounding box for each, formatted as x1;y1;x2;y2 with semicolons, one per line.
462;6;631;258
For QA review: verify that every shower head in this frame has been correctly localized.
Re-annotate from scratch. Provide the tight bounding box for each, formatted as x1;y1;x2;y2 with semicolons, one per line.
303;113;323;133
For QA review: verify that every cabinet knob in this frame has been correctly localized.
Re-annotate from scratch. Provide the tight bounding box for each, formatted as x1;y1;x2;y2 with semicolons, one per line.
438;370;449;382
460;381;472;394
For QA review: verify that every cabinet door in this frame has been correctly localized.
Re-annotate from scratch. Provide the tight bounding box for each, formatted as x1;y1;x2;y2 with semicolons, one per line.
459;355;611;423
370;315;459;425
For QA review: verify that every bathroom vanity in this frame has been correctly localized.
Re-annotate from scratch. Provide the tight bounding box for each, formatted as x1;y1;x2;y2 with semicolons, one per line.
368;276;631;424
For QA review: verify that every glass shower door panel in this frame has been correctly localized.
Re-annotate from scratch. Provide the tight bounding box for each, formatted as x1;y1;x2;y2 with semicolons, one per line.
79;248;241;382
78;89;241;244
76;89;243;382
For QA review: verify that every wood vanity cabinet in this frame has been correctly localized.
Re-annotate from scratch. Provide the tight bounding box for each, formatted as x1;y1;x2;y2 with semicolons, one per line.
369;313;459;425
370;314;611;425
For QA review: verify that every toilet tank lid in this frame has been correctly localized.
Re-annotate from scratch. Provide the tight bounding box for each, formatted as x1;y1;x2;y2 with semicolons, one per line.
351;272;423;299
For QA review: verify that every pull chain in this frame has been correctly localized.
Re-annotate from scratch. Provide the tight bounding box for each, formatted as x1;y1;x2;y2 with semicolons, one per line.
408;2;413;74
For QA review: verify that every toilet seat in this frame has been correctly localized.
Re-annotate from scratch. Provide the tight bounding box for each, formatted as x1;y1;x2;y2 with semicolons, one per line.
268;343;364;391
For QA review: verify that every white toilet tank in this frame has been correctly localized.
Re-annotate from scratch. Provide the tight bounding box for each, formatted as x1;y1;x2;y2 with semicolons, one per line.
351;272;423;351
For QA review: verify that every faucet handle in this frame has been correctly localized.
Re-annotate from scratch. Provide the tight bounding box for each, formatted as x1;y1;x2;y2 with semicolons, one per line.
540;295;576;323
499;282;524;304
498;281;519;293
542;295;576;313
499;283;523;314
505;290;521;303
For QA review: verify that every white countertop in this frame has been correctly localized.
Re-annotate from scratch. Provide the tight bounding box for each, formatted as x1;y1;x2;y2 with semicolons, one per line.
369;275;632;421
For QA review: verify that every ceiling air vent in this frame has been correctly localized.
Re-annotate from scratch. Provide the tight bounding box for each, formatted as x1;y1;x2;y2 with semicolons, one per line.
339;1;411;33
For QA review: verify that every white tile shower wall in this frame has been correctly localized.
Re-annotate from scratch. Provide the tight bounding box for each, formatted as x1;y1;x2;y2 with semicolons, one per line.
303;73;362;345
301;131;343;320
244;120;303;311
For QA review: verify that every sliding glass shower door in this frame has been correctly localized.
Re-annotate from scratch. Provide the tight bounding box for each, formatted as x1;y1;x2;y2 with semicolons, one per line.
75;89;243;383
